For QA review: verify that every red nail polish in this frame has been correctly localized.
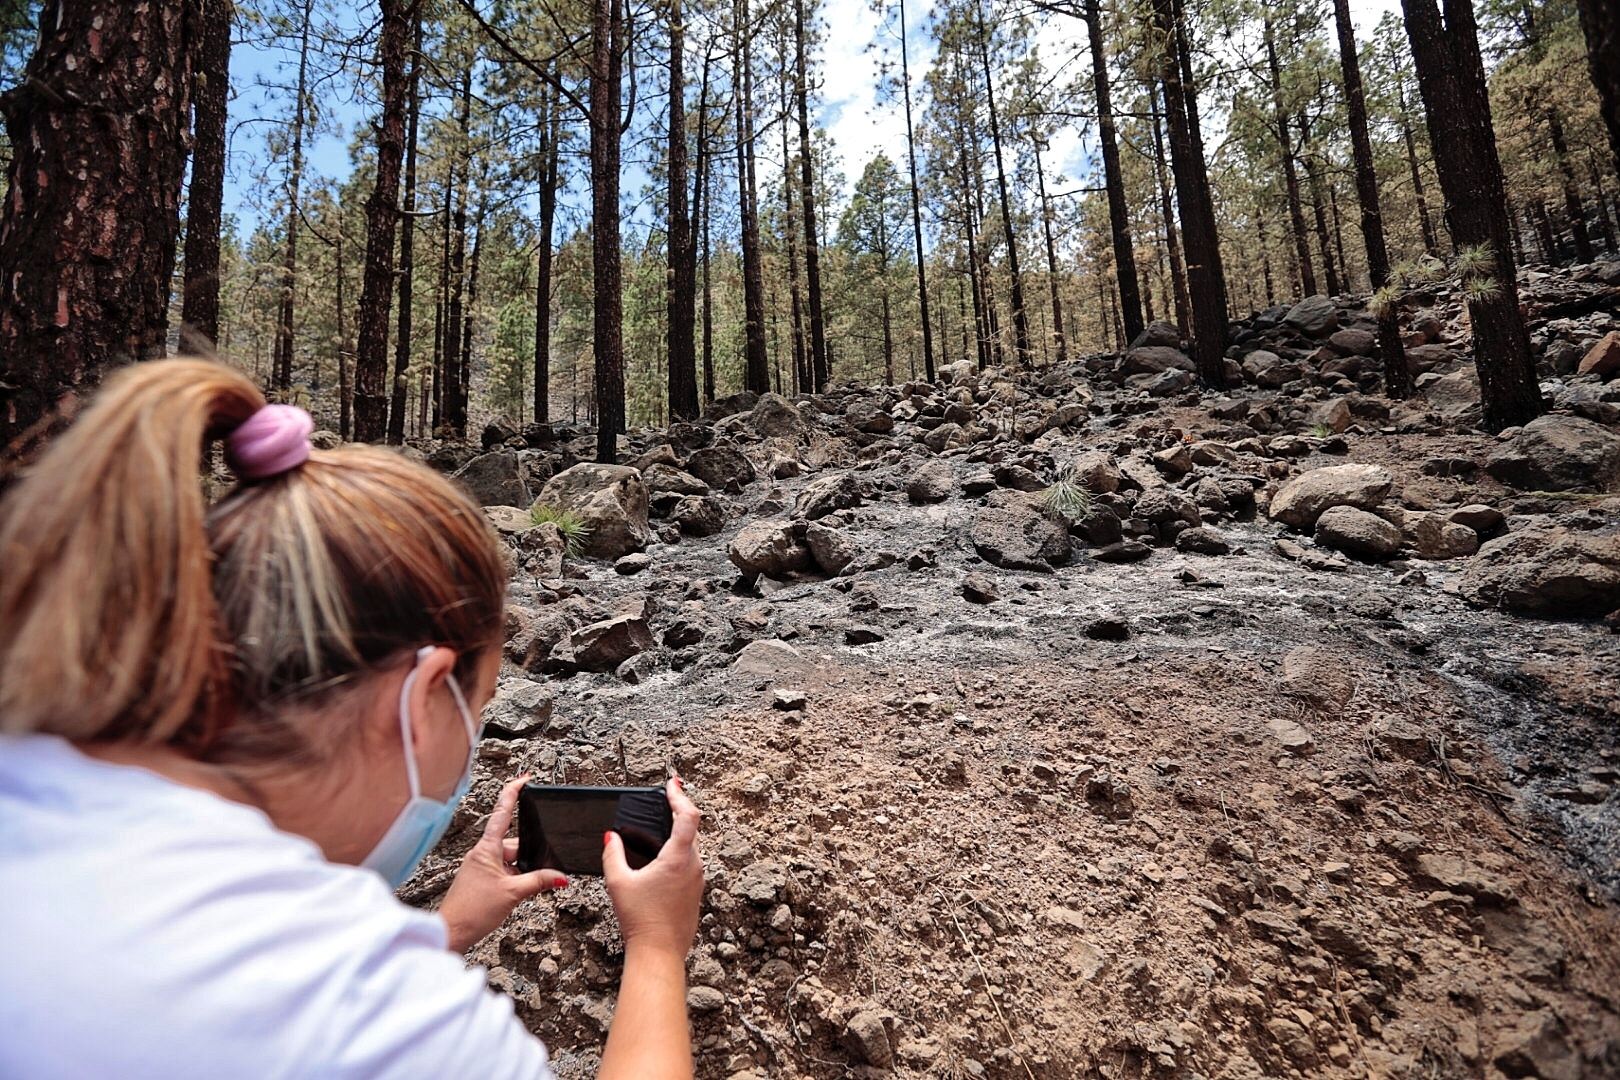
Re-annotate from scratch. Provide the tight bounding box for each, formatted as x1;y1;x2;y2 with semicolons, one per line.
557;877;570;889
674;777;686;790
603;830;613;846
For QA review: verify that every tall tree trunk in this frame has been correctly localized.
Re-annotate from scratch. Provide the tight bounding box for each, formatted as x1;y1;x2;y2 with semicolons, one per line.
1533;198;1557;260
1332;0;1411;397
432;177;450;432
1545;109;1593;263
1085;0;1142;343
961;150;990;370
735;0;768;393
1396;80;1440;253
1153;0;1227;387
1298;110;1341;295
897;0;933;380
1576;0;1620;178
794;0;828;390
693;50;715;406
461;186;486;425
181;0;232;356
1590;159;1617;251
273;0;315;393
976;0;1030;365
534;76;561;425
443;68;473;436
778;55;808;395
1264;19;1315;296
1401;0;1541;430
1256;202;1277;305
1032;138;1067;365
353;0;414;442
388;14;424;444
1149;81;1190;335
335;224;351;438
591;0;625;462
666;3;698;419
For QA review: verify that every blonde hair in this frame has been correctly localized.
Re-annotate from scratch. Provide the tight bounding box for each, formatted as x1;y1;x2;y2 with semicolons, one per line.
0;359;506;763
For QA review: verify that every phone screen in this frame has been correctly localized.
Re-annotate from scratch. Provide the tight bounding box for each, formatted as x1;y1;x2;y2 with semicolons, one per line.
516;784;673;876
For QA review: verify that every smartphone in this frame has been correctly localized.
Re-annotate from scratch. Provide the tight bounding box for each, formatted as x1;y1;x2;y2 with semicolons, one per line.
516;783;673;876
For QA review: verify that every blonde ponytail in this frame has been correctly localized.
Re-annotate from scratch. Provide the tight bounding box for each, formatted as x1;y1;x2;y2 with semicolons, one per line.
0;360;262;743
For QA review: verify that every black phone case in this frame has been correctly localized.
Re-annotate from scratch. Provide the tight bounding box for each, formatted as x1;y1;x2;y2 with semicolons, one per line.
516;784;672;876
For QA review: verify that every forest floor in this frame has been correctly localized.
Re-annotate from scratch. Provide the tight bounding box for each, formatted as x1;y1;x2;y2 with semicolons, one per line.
403;279;1620;1078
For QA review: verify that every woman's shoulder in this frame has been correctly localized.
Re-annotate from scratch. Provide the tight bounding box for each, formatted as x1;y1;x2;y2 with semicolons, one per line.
0;736;551;1079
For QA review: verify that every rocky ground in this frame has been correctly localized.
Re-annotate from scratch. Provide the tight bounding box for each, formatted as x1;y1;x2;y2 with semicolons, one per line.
398;260;1620;1078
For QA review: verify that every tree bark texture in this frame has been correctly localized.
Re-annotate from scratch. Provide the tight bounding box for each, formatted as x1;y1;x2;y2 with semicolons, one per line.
592;0;625;462
353;0;414;442
1085;0;1140;344
795;0;828;391
388;13;424;445
181;0;232;356
1576;0;1620;178
1402;0;1542;430
666;3;698;419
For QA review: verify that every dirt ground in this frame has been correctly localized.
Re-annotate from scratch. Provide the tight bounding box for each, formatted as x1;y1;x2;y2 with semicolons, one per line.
404;399;1620;1078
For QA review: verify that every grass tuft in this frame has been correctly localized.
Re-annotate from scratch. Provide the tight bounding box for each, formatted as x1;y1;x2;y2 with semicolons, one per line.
1041;463;1096;520
530;503;593;558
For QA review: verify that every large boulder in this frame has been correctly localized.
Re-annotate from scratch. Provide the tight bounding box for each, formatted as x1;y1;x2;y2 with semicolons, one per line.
1459;527;1620;616
1283;295;1340;337
906;459;955;503
1128;320;1181;350
642;463;710;496
793;471;862;520
451;451;533;507
1121;346;1194;377
728;520;812;578
1577;330;1620;379
1327;327;1376;356
672;495;726;537
1269;464;1394;530
533;463;651;560
970;501;1071;572
1314;506;1402;561
685;441;758;492
1484;415;1620;492
570;612;655;672
1420;367;1482;423
750;393;808;438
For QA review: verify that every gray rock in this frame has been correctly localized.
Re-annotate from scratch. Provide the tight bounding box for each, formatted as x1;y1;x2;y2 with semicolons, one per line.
613;552;651;575
920;421;964;452
962;572;999;603
1410;513;1479;559
1327;327;1375;355
1421;367;1482;422
1068;450;1122;493
842;1011;894;1069
672;495;726;537
750;393;807;438
1092;540;1152;563
684;442;757;492
970;502;1072;572
1459;527;1620;616
533;463;651;559
1493;1010;1579;1080
845;400;895;434
906;459;955;503
794;472;862;520
1283;294;1340;336
1484;414;1620;492
729;520;813;578
1121;345;1194;376
1269;464;1395;530
452;451;533;507
1128;320;1182;349
515;522;567;578
1448;504;1505;537
1314;505;1403;561
641;463;710;496
1175;525;1231;555
571;612;655;672
804;522;856;575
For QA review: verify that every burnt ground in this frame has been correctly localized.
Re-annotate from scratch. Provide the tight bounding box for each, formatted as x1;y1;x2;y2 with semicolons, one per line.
402;429;1620;1080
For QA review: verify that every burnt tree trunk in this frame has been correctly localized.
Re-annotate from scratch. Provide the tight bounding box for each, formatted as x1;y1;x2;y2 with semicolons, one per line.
1332;0;1411;397
534;75;561;425
1085;0;1141;343
181;0;232;356
666;2;698;419
1032;137;1067;366
898;0;933;380
1546;109;1593;263
976;0;1030;366
735;0;768;394
795;0;828;390
1298;110;1341;296
273;0;315;393
591;0;625;462
1576;0;1620;177
694;50;715;406
388;14;424;445
1396;79;1440;253
1265;20;1315;296
778;51;807;394
1402;0;1542;430
1149;81;1190;335
353;0;414;442
1153;0;1227;387
443;67;473;436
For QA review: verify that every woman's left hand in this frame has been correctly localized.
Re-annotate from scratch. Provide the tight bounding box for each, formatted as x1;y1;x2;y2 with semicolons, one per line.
440;775;568;953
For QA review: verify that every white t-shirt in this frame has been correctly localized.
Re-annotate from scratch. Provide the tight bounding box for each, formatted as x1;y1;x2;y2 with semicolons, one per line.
0;735;553;1079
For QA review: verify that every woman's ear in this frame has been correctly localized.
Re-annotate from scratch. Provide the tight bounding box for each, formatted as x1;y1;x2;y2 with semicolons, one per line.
401;646;459;752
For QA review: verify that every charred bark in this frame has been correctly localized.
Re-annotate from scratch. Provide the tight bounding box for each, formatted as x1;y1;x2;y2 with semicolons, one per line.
181;0;233;356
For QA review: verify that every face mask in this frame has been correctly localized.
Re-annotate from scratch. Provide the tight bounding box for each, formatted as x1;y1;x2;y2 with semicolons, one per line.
362;647;483;889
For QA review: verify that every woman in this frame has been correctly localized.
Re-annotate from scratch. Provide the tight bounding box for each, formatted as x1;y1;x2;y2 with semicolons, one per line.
0;360;704;1078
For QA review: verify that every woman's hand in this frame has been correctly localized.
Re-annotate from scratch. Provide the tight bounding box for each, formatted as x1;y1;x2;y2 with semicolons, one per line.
440;775;567;953
603;778;704;959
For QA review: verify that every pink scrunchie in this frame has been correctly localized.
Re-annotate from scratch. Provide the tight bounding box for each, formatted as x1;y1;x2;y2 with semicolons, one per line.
226;404;314;480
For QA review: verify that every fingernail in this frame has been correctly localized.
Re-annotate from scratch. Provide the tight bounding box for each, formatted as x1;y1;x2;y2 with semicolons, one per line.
603;830;613;846
674;777;686;790
556;876;570;889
